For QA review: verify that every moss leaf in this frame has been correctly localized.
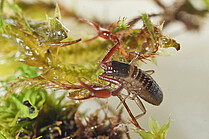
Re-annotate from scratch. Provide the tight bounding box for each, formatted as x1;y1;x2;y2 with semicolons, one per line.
161;35;180;51
149;117;160;134
9;94;38;120
158;118;171;138
54;3;61;20
142;13;157;41
135;129;154;139
0;131;7;139
112;17;130;33
0;0;4;33
135;117;171;139
5;1;23;17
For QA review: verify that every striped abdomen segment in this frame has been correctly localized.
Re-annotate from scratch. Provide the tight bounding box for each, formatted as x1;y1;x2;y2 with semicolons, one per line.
130;66;163;105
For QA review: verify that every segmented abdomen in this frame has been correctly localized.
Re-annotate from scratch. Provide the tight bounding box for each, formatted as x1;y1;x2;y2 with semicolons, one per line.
129;66;163;105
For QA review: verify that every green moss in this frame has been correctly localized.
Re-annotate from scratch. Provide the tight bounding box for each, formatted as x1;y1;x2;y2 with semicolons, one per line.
112;17;130;33
142;14;157;41
135;117;171;139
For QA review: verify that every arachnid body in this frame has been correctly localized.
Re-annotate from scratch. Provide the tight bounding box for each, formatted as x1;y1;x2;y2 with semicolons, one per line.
100;59;163;120
68;19;163;129
105;60;163;105
69;55;163;129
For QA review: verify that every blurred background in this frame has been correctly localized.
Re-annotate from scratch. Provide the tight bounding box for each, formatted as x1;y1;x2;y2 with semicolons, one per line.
56;0;209;138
